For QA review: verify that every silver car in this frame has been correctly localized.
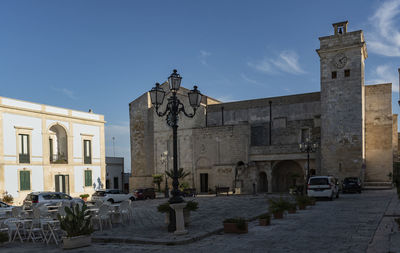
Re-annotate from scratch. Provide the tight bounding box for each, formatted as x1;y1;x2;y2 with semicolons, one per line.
22;191;84;210
0;201;13;217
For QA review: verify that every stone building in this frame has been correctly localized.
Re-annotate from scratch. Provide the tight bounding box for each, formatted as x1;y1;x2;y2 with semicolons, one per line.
106;157;130;193
0;96;106;204
129;21;398;193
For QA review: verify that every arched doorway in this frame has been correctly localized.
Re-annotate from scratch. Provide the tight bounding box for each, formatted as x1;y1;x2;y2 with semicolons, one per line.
272;160;304;192
258;172;268;192
49;124;68;163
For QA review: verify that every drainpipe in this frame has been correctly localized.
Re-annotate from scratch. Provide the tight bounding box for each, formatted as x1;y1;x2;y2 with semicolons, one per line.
269;101;272;145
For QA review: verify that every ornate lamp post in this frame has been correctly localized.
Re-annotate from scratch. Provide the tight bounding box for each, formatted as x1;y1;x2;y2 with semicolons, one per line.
161;151;169;198
149;69;202;231
299;138;318;183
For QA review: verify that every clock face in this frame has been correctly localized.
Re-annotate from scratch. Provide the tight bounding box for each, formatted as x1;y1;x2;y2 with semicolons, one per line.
334;53;347;69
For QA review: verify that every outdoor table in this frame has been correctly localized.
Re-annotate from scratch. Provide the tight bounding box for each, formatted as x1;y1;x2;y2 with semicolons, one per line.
41;219;60;245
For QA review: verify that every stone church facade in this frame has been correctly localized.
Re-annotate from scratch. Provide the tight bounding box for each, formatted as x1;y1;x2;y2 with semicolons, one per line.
129;21;398;193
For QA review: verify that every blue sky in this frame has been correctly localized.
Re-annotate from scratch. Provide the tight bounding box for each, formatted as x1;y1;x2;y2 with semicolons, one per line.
1;0;400;172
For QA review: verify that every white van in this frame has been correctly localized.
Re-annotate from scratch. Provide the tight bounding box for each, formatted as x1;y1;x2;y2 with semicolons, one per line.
307;176;339;200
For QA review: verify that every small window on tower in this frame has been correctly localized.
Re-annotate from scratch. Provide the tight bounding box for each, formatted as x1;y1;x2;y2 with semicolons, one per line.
344;69;350;77
332;71;337;79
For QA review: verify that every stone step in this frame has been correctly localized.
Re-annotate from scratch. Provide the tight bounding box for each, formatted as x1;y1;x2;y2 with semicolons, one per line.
363;181;393;190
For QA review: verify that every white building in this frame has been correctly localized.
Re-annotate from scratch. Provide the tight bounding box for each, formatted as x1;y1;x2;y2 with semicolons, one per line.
0;96;106;204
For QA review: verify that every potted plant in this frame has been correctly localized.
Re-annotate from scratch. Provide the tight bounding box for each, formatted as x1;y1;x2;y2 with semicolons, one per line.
157;202;171;224
296;195;310;210
258;213;271;226
184;200;198;226
268;197;290;219
309;197;316;206
287;203;297;214
58;204;93;249
79;194;90;202
223;217;248;233
2;192;13;205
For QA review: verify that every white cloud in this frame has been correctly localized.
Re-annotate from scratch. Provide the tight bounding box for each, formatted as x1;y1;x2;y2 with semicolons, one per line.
367;0;400;56
215;95;235;102
366;64;399;92
199;50;211;65
248;50;306;75
51;87;77;100
240;73;261;86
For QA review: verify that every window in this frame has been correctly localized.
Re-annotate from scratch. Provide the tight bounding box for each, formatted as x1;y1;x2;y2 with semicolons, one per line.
331;71;337;79
344;69;350;77
19;170;30;191
84;170;92;187
301;129;310;142
19;134;30;163
83;140;92;164
114;177;119;189
251;125;270;146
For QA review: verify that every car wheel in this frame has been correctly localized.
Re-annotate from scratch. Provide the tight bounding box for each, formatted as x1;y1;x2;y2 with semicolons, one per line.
358;190;362;194
129;197;136;201
336;192;339;198
108;199;114;204
330;193;333;201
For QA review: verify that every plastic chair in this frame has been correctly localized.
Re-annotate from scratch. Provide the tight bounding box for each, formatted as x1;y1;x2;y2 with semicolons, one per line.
92;205;112;231
4;218;23;242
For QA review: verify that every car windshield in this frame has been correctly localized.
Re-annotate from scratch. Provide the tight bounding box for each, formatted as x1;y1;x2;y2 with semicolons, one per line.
26;194;38;202
344;178;358;183
93;191;106;196
309;178;329;185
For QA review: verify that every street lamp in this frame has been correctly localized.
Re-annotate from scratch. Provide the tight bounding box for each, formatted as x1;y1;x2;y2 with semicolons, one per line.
149;69;202;231
161;151;169;198
299;138;318;183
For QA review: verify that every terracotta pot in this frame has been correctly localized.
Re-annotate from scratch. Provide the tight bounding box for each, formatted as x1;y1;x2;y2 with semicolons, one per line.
223;222;248;234
273;211;283;219
62;235;91;249
259;218;270;226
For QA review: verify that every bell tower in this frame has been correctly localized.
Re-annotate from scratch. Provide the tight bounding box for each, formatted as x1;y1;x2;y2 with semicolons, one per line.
316;21;368;179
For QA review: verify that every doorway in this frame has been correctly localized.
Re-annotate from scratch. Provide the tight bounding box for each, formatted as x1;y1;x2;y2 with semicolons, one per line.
55;174;70;194
258;172;268;192
200;173;208;193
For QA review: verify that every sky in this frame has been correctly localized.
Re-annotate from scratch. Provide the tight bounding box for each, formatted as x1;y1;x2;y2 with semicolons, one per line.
1;0;400;172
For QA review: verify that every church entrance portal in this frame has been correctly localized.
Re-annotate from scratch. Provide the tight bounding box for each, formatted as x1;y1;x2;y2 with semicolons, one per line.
258;172;268;192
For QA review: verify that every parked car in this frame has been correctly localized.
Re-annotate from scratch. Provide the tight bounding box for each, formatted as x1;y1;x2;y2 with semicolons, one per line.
0;201;13;217
342;177;362;193
91;189;136;203
307;176;339;200
133;188;156;200
22;192;84;210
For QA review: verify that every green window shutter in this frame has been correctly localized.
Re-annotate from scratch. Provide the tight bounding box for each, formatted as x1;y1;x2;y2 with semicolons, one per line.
84;170;92;187
20;171;30;191
84;140;92;164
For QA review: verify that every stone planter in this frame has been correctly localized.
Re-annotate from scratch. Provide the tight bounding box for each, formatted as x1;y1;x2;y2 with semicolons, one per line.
259;218;270;226
273;211;283;219
223;222;248;234
62;235;91;249
183;209;190;226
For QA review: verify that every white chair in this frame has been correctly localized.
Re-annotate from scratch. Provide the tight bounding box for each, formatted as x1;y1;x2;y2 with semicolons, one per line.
26;208;44;243
92;205;112;231
4;218;23;242
118;201;130;224
94;200;103;208
11;207;21;218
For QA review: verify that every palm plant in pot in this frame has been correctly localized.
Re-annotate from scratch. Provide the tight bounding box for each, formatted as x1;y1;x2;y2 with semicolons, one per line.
58;204;93;249
268;197;290;219
287;203;297;214
223;217;248;233
258;213;271;226
295;195;310;210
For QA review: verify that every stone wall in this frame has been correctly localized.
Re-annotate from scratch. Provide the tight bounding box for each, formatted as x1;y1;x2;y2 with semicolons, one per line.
365;84;393;182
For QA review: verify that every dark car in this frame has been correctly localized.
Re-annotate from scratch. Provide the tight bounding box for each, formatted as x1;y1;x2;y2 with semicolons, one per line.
342;177;362;193
134;188;156;200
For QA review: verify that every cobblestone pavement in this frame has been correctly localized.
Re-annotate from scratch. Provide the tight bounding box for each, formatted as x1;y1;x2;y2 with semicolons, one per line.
0;190;394;253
